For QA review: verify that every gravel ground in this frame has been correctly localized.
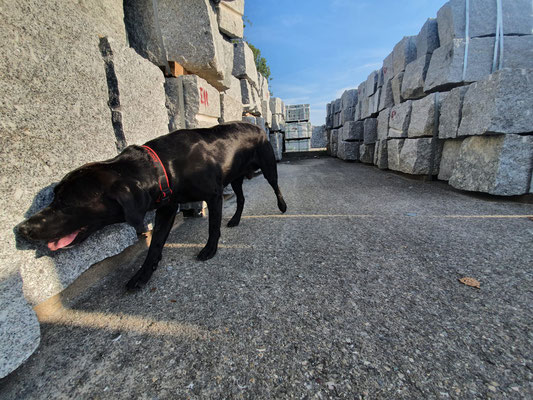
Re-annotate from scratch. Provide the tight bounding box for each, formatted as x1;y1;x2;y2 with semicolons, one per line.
1;157;533;399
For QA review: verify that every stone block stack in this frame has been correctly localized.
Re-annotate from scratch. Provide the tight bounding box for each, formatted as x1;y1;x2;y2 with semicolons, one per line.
325;0;533;196
311;125;327;148
284;104;312;152
269;97;286;160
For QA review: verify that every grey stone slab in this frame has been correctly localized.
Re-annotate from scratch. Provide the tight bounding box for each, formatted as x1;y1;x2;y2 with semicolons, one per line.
382;52;394;83
262;100;272;127
438;85;469;139
373;140;389;169
365;70;379;97
338;140;360;161
449;134;533;195
391;72;404;105
416;18;440;56
216;0;244;38
123;0;166;66
341;121;362;142
354;121;365;142
0;274;40;379
233;41;259;89
388;100;412;138
392;36;417;76
270;97;285;115
424;38;494;92
377;68;385;88
377;108;391;140
401;55;431;100
331;129;339;157
240;79;260;116
158;0;229;90
220;93;243;123
112;42;169;144
408;92;448;138
242;116;256;125
333;112;343;129
378;78;395;111
333;98;342;113
437;0;533;46
269;132;283;161
271;114;285;132
180;74;221;128
341;89;358;109
399;138;443;175
0;0;127;376
363;118;378;144
503;36;533;70
387;139;405;171
165;78;185;131
360;143;375;164
355;82;365;119
360;96;372;119
369;89;381;116
458;68;533;137
311;125;327;148
341;107;356;125
438;138;464;181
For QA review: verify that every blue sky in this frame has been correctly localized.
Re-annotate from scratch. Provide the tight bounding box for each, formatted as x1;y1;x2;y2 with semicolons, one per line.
244;0;444;126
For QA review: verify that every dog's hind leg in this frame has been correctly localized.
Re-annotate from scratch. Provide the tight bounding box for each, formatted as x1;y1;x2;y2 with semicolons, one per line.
227;176;245;227
126;203;178;290
197;192;223;261
258;143;287;213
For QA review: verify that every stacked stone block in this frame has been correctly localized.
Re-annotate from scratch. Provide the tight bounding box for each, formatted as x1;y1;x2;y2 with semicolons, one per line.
284;104;311;152
324;0;533;196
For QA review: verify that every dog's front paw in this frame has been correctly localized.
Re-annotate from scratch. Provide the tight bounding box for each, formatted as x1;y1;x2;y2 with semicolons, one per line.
197;245;217;261
126;267;154;291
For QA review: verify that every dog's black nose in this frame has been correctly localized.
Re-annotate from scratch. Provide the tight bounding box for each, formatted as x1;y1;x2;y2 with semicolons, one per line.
17;221;33;238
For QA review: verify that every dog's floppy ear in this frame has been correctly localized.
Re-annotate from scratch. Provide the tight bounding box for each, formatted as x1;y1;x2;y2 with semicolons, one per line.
109;180;151;234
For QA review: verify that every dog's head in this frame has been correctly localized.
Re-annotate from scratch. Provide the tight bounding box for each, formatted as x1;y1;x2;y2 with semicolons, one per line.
17;161;152;251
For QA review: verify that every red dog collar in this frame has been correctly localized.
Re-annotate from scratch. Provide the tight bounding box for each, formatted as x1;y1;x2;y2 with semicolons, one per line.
142;145;173;203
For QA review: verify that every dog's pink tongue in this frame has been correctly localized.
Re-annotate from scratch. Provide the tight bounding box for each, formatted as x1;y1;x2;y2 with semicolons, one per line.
48;230;80;251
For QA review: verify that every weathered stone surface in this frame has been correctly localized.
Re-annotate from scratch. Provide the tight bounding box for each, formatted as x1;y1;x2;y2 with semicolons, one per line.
158;0;229;90
262;100;272;127
255;116;266;132
365;70;379;97
389;101;412;138
377;108;391;140
341;121;362;142
240;79;260;115
382;52;394;83
437;0;533;45
269;132;283;161
331;129;339;157
269;97;285;115
360;143;375;164
399;138;443;175
285;122;312;139
271;114;285;132
377;68;385;88
378;79;394;111
401;55;431;100
341;107;356;125
458;68;533;137
123;0;166;66
416;18;440;56
220;93;243;123
438;85;469;139
333;98;342;113
408;92;448;138
391;72;404;105
311;125;327;148
392;36;417;76
0;0;127;377
369;89;381;116
341;89;358;109
338;140;360;161
438;138;464;181
363;118;378;144
216;0;244;39
387;139;405;171
355;83;365;120
449;134;533;195
360;95;371;119
165;78;185;131
424;38;492;92
354;121;365;142
242;116;256;125
180;74;221;128
233;41;259;88
373;140;389;169
112;42;169;143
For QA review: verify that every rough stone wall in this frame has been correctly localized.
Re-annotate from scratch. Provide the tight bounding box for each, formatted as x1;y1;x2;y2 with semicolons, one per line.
325;0;533;196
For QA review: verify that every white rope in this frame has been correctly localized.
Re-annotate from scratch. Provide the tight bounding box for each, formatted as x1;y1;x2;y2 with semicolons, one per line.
462;0;470;81
498;0;504;70
492;0;505;73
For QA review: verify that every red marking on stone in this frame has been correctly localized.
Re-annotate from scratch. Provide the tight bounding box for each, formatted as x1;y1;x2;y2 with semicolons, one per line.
200;87;209;106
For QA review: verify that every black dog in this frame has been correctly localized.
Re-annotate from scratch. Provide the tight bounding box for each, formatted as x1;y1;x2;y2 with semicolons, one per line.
18;122;287;289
